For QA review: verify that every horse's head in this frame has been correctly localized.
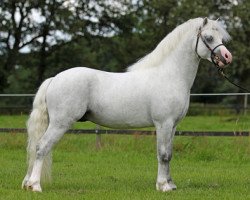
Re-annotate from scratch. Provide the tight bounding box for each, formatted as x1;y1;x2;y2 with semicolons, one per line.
195;18;232;68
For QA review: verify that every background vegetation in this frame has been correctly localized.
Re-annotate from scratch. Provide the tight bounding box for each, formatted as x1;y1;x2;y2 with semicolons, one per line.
0;0;249;99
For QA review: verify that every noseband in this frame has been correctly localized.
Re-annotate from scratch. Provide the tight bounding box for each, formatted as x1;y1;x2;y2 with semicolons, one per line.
195;27;224;67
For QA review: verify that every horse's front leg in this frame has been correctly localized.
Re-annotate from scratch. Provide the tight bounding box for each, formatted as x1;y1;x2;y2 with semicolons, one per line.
155;121;177;192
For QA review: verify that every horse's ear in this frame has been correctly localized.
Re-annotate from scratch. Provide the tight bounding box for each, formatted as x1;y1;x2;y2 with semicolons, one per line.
203;17;208;26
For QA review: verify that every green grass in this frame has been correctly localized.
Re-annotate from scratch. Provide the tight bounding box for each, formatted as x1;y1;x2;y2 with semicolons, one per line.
177;115;250;132
0;133;249;199
1;114;250;132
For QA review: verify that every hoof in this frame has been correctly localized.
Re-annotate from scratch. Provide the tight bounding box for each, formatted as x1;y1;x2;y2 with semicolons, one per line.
21;180;27;189
156;181;177;192
21;176;30;189
25;181;42;192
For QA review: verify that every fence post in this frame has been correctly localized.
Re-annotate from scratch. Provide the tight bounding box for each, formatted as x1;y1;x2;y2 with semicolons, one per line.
244;94;248;115
95;125;101;149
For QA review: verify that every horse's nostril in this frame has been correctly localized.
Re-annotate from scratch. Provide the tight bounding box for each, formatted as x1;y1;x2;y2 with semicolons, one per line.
225;53;228;59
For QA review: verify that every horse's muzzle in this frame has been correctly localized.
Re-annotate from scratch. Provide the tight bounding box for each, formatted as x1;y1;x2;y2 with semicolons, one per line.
213;46;232;67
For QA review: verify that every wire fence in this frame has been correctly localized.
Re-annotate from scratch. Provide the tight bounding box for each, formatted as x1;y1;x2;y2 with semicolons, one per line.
189;93;249;115
1;128;249;137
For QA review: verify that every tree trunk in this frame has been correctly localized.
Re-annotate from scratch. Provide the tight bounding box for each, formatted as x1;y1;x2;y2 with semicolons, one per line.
37;28;48;87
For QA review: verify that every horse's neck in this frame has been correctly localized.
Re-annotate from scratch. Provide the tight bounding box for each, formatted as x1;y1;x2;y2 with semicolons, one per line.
160;36;200;91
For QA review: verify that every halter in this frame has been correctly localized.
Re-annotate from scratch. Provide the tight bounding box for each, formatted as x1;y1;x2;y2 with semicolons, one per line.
195;26;250;92
195;27;225;67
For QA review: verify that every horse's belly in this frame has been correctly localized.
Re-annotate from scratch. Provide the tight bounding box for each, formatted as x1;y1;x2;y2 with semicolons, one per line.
86;106;153;129
90;118;153;129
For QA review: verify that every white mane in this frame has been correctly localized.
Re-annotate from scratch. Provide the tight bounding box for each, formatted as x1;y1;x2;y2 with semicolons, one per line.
127;17;230;72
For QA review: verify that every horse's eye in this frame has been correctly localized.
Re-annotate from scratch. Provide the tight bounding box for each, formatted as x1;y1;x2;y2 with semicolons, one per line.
205;35;213;43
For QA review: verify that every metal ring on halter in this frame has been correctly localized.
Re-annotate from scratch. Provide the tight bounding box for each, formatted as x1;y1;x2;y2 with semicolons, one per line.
210;44;224;66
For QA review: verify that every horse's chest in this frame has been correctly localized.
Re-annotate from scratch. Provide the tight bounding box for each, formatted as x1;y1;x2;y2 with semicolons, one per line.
151;93;190;122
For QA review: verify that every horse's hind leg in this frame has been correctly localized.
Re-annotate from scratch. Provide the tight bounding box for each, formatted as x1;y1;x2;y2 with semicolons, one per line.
155;120;177;192
26;122;69;192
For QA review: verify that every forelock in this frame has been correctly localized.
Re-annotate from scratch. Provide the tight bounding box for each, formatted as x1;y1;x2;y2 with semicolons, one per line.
214;21;231;42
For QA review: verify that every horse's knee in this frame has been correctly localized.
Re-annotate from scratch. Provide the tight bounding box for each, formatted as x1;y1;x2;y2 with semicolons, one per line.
36;141;52;158
160;153;172;163
158;150;172;163
36;144;46;158
35;126;66;158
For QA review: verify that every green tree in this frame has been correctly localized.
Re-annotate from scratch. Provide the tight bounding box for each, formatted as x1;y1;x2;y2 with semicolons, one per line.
0;0;249;98
0;0;41;92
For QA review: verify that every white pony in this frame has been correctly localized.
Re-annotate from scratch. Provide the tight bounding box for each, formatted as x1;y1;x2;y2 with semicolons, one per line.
22;17;232;192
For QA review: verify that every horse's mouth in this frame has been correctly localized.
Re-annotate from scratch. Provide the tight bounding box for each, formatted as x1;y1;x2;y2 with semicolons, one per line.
211;53;231;68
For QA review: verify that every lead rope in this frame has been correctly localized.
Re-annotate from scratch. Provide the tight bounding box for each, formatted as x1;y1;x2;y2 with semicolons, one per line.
217;68;250;92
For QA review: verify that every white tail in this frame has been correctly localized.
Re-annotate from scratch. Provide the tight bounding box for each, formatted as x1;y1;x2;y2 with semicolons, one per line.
26;78;53;182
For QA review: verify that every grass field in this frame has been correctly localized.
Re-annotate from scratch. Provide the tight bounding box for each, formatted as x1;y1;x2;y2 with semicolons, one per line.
0;133;250;199
0;114;250;199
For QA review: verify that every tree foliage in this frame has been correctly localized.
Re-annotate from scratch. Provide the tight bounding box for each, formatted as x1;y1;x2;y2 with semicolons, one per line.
0;0;249;96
